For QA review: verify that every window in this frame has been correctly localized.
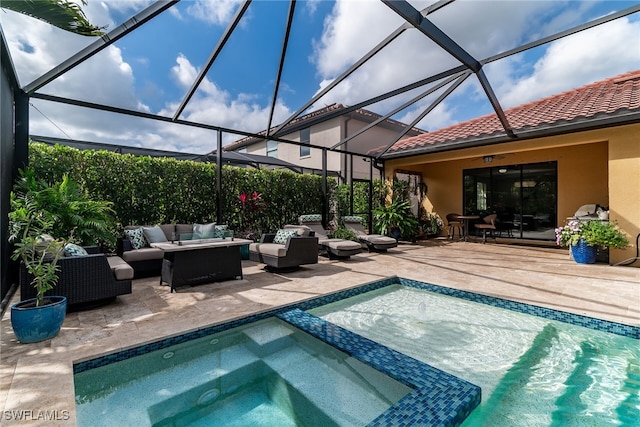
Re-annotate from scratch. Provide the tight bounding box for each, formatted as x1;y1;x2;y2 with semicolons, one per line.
299;128;310;157
463;161;557;241
266;140;278;158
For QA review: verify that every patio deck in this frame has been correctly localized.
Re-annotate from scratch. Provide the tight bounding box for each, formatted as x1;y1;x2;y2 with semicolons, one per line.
1;240;638;426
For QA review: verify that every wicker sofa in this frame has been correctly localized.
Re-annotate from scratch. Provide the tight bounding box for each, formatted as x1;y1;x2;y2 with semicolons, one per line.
117;223;229;278
20;246;133;311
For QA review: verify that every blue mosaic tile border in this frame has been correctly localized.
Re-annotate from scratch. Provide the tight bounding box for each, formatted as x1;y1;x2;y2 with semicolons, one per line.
73;277;398;374
74;274;638;374
277;309;481;427
396;278;640;339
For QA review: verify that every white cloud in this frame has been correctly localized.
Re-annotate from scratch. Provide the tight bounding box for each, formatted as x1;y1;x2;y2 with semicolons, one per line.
499;17;640;107
186;0;243;25
161;54;293;150
4;0;639;155
309;0;552;117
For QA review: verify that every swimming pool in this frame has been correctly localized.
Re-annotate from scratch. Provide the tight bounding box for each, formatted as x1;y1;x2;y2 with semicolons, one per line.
74;277;638;426
309;281;640;426
75;317;417;426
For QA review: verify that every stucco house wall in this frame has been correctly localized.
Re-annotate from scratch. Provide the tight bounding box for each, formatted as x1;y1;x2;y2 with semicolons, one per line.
384;123;640;266
242;115;417;180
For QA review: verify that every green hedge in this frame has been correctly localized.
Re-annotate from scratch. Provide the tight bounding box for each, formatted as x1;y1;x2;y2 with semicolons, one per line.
27;143;339;238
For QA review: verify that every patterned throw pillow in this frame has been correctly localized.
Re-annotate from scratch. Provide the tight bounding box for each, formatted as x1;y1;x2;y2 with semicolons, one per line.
124;227;147;249
273;229;298;245
299;214;322;223
64;243;88;257
214;224;228;238
342;216;363;224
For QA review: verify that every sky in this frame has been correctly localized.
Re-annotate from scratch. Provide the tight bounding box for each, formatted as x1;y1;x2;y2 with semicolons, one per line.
1;0;639;154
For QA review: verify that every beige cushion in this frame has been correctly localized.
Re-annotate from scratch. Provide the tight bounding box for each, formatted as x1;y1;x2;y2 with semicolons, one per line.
107;256;134;280
283;224;312;237
249;243;287;257
121;247;164;262
323;239;361;251
360;234;396;244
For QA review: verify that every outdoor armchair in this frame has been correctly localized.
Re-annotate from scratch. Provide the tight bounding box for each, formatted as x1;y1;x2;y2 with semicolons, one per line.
20;246;133;311
249;228;319;271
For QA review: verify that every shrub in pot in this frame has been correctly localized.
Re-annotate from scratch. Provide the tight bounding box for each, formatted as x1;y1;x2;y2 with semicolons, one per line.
9;189;67;343
373;199;418;239
8;169;116;343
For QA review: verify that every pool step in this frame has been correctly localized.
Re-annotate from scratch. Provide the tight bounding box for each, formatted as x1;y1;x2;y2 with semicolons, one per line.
616;359;640;424
464;324;562;426
550;341;603;426
240;320;411;425
262;344;411;426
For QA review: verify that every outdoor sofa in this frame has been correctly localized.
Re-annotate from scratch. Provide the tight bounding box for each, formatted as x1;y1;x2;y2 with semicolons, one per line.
20;245;133;311
249;226;319;271
117;223;228;278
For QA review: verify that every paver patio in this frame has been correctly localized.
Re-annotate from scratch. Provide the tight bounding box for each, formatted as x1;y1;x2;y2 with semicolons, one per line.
1;240;638;426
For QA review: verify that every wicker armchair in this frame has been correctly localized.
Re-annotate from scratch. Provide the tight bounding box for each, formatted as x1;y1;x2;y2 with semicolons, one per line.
249;233;319;271
20;246;133;311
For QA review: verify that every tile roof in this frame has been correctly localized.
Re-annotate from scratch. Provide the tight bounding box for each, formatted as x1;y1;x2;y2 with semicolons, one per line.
379;70;640;157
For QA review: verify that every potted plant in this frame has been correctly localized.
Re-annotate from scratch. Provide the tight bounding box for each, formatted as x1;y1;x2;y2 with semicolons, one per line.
8;169;117;343
373;199;418;240
555;219;628;264
9;188;67;343
419;212;443;237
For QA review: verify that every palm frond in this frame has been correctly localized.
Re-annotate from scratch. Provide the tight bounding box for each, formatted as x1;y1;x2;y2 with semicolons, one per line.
1;0;105;36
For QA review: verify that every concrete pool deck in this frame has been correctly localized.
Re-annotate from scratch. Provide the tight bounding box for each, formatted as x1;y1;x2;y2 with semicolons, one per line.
1;240;639;425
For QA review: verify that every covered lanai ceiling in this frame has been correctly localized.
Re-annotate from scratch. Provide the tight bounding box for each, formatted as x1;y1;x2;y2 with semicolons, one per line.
1;0;639;157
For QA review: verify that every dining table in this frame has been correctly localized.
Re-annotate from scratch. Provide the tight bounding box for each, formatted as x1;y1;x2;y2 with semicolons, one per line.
456;215;480;242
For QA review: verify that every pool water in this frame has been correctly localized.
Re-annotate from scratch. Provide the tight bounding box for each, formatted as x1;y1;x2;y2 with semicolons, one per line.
74;317;412;426
309;285;640;426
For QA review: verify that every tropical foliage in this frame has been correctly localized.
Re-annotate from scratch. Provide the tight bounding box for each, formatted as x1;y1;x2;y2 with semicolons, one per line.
1;0;105;36
11;167;116;247
9;176;65;306
28;142;332;240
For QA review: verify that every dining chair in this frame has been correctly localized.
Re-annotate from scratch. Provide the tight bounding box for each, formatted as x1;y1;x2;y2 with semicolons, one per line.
446;213;464;239
474;214;497;244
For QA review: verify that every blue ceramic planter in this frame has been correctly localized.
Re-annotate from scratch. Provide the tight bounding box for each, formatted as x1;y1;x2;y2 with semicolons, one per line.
571;239;598;264
10;296;67;343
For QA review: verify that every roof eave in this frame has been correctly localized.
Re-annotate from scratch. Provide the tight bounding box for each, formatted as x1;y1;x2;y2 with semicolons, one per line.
380;112;640;160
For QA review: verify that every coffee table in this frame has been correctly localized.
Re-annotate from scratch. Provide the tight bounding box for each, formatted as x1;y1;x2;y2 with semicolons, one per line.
151;238;252;292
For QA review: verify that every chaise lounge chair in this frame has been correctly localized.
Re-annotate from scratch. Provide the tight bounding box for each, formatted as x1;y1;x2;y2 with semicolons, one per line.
298;215;362;259
342;216;398;252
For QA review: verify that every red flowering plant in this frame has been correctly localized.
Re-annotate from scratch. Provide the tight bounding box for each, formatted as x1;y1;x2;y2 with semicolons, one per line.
236;191;265;241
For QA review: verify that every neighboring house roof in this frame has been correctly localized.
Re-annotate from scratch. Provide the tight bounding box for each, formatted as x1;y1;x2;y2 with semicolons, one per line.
376;70;640;159
30;135;307;172
223;103;425;152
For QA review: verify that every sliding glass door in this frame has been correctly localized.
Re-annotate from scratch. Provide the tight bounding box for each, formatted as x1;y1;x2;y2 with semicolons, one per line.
463;162;557;240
